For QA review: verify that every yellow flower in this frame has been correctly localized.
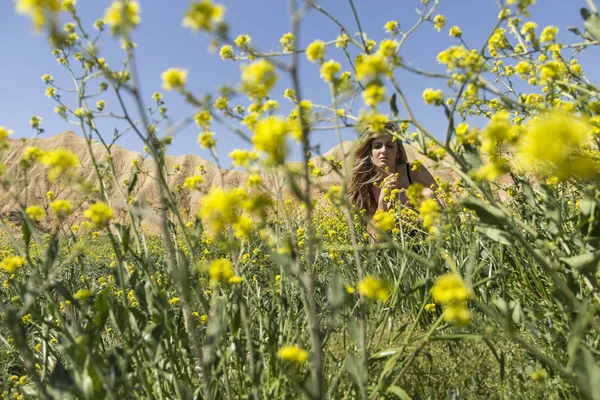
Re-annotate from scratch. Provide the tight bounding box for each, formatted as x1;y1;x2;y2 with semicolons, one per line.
355;53;389;82
280;32;295;51
540;26;558;43
531;369;548;381
184;175;204;190
516;111;596;181
1;256;26;274
424;303;436;312
362;84;386;106
234;34;251;48
219;44;234;60
40;149;79;180
246;173;262;188
169;297;181;306
74;289;93;300
214;96;228;110
16;0;60;32
419;199;440;230
182;0;225;31
431;273;472;305
206;258;235;288
152;92;162;101
335;33;350;49
61;0;76;12
252;116;289;165
384;20;398;35
161;68;188;91
365;112;390;133
276;345;309;363
422;88;443;105
306;40;326;63
229;149;256;168
449;25;462;37
194;110;212;129
198;188;240;233
358;275;390;302
25;205;46;221
0;127;13;149
198;132;216;149
30;116;42;128
228;276;244;284
320;60;340;83
433;15;446;32
84;202;113;226
103;0;141;35
50;199;73;218
240;59;277;100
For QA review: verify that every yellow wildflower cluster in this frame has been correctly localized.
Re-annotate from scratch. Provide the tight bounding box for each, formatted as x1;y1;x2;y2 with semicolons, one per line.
229;149;257;168
419;199;440;232
25;205;46;221
516;111;597;181
184;175;204;190
198;132;216;149
437;45;485;73
358;275;389;302
40;149;79;180
355;53;390;83
252;116;289;165
433;15;445;32
240;59;277;100
280;32;295;52
320;60;341;83
276;345;309;363
104;0;141;35
306;40;326;63
205;258;235;288
372;209;395;232
161;68;188;91
1;256;26;274
182;0;225;31
363;84;386;106
16;0;60;32
50;199;73;218
422;88;443;106
84;202;113;226
198;187;268;239
431;273;472;325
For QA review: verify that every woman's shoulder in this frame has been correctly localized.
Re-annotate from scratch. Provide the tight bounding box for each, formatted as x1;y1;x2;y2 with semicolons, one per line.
405;162;436;186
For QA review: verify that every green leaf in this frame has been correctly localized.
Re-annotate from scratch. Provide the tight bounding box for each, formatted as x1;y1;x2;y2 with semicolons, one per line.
389;93;399;117
560;252;600;275
370;347;403;360
568;301;591;368
478;225;511;245
93;290;110;330
328;273;350;310
575;348;600;400
582;8;600;41
461;196;505;227
386;385;411;400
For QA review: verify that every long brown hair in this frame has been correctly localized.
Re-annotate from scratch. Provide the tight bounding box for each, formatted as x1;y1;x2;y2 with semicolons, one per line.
347;123;408;216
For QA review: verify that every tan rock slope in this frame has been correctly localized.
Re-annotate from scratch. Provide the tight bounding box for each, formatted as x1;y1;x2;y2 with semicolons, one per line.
0;131;459;229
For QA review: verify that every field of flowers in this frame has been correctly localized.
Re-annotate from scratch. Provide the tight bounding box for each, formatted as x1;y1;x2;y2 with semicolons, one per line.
2;0;600;398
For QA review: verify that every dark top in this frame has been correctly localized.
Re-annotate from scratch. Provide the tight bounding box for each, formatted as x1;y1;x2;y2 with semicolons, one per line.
407;163;412;185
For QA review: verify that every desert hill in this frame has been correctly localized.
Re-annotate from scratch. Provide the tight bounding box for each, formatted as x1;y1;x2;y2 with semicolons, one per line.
0;131;459;230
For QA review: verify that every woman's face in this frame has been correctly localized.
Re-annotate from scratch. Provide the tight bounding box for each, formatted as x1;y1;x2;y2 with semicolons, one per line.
370;134;398;172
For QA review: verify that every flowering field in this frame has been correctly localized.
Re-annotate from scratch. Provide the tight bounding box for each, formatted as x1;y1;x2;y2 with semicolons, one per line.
2;0;600;399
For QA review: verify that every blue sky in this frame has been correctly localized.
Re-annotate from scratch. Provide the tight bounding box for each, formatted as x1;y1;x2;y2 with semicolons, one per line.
2;0;598;167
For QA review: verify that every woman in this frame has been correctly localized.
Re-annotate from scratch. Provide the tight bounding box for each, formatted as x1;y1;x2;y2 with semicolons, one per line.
347;123;440;235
